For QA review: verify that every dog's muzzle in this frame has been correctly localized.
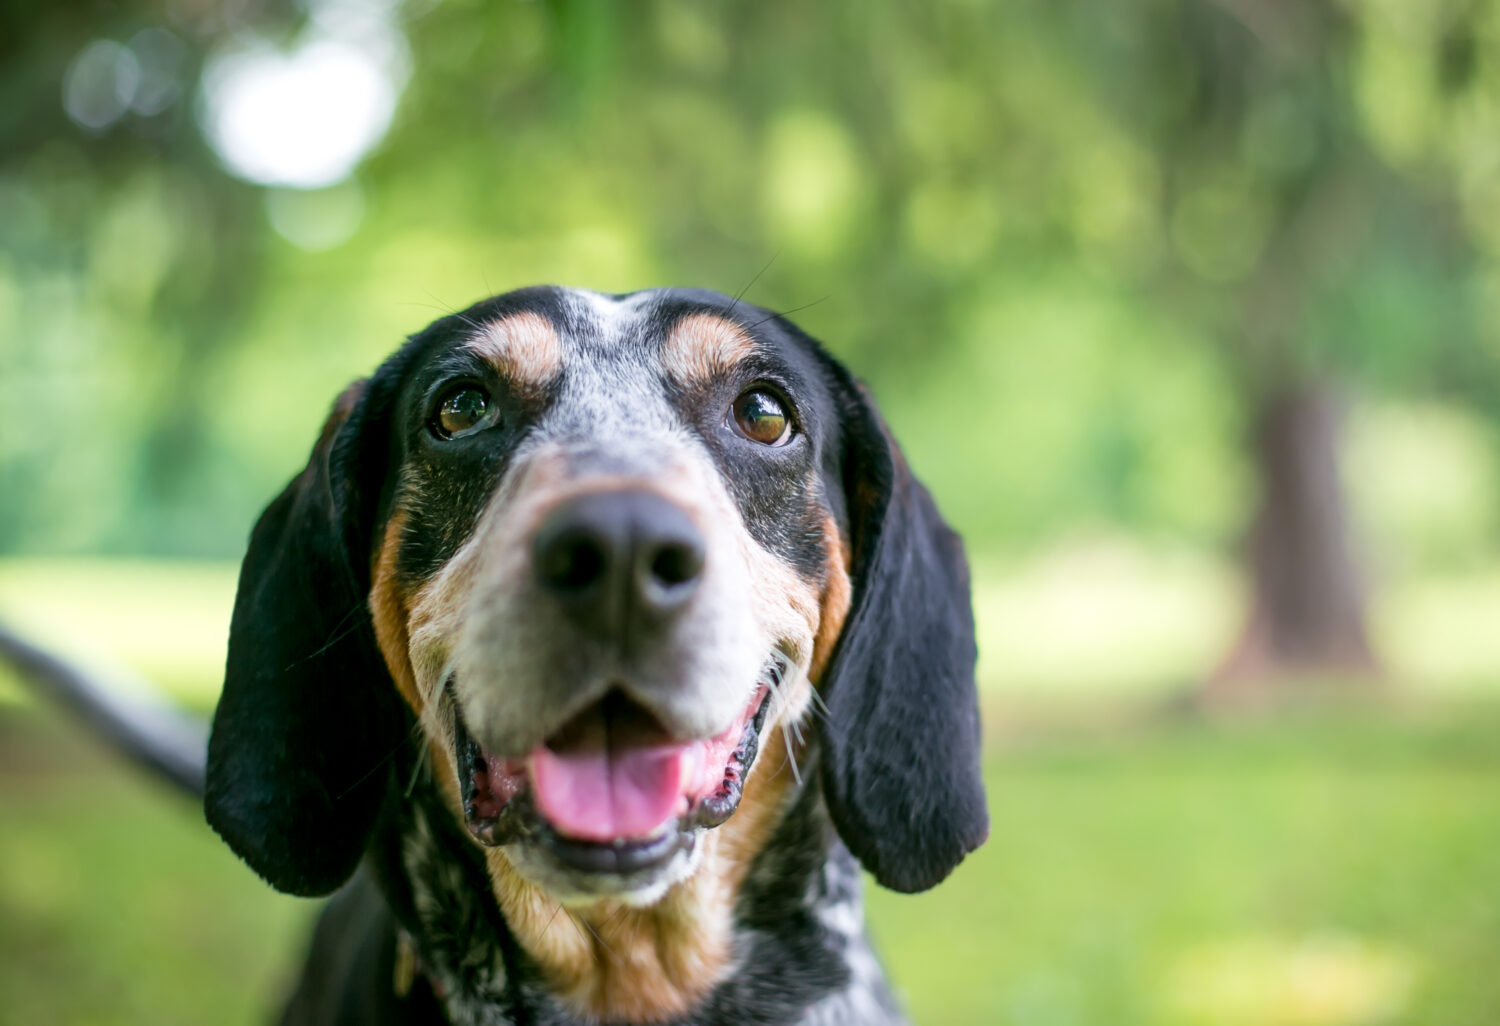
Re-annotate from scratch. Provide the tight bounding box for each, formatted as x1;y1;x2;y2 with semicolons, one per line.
445;487;790;884
449;651;786;876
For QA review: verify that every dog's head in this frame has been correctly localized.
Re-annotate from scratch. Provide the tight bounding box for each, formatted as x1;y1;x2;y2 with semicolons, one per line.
206;286;986;911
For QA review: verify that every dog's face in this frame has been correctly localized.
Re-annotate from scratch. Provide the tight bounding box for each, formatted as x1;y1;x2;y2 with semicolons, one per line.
372;289;851;902
205;285;987;963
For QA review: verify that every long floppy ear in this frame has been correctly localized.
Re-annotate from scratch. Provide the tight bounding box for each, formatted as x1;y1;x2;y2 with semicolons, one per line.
818;369;988;894
205;380;404;897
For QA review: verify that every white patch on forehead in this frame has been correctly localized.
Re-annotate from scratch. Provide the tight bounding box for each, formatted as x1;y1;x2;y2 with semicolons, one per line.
536;290;682;466
564;288;654;342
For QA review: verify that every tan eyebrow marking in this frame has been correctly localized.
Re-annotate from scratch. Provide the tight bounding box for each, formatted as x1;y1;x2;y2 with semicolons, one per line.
662;313;759;386
464;311;564;389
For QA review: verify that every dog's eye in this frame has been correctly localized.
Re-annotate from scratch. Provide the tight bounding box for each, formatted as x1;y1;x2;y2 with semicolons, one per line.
731;390;791;446
433;386;492;439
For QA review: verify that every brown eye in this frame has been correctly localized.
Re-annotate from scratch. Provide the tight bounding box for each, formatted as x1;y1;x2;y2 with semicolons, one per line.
732;389;791;446
434;386;492;438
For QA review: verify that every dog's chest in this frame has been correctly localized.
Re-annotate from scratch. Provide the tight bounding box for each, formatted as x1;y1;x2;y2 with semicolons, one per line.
395;790;907;1026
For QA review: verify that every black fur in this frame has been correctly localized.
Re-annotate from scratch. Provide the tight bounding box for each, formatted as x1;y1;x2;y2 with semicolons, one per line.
284;753;895;1026
816;360;989;893
205;286;985;1022
205;374;408;897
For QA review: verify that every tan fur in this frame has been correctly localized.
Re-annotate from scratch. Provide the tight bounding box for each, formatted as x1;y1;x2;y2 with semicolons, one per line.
370;512;420;711
465;311;564;390
372;439;832;1023
461;460;824;1023
399;450;579;720
485;728;796;1023
810;514;853;684
370;510;463;807
661;313;759;387
706;492;823;688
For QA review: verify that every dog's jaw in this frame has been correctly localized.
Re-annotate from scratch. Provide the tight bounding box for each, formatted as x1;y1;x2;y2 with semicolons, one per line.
478;718;805;1021
393;744;909;1026
447;650;792;905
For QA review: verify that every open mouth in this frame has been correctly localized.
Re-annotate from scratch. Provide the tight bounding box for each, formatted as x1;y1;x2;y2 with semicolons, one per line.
450;653;787;877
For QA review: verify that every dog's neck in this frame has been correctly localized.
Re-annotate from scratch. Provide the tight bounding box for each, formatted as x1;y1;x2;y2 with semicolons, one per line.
377;760;906;1026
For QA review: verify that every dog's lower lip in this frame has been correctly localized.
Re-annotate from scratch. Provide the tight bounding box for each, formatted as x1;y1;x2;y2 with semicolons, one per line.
448;656;783;858
541;825;688;875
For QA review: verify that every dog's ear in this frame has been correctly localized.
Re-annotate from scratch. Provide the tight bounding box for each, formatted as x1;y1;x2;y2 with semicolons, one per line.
818;370;988;894
205;379;403;897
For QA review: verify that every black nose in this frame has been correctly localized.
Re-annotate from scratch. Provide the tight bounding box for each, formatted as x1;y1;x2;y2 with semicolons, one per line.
533;490;706;641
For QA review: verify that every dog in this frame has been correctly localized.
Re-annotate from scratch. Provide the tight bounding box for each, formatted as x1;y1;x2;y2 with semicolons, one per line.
204;286;988;1025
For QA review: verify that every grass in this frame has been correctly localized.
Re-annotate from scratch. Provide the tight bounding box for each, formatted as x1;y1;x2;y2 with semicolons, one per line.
868;706;1500;1025
1;698;1497;1026
0;708;310;1026
2;554;1500;1024
0;559;241;707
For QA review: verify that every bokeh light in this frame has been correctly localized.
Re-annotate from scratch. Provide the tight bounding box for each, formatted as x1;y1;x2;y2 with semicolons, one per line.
63;40;141;131
199;0;408;189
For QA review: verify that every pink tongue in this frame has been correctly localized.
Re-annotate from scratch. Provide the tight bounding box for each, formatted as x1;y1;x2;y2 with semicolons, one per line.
530;740;696;842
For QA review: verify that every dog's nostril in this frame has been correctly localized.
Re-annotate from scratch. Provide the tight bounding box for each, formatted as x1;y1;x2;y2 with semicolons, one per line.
533;490;706;634
538;531;608;591
648;542;702;588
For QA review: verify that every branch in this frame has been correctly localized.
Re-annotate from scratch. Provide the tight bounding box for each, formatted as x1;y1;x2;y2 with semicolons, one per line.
0;622;207;797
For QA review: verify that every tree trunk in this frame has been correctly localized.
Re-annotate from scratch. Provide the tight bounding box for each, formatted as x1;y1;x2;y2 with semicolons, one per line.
1210;381;1379;695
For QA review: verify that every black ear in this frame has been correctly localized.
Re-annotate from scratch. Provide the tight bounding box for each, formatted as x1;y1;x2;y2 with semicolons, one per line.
205;380;404;898
818;369;989;894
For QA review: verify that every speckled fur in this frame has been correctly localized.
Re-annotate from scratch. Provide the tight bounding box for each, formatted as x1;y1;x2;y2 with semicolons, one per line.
214;287;985;1026
287;744;907;1026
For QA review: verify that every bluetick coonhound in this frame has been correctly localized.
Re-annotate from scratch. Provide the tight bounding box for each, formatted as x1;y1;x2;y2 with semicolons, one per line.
204;286;988;1025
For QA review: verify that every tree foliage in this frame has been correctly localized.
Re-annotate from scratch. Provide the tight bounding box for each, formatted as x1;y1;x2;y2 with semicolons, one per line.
2;0;1497;561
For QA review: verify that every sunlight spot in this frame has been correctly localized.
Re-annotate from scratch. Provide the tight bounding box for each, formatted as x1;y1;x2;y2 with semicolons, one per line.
127;28;187;117
1163;931;1421;1026
199;0;408;189
266;180;366;251
63;40;140;131
761;109;870;259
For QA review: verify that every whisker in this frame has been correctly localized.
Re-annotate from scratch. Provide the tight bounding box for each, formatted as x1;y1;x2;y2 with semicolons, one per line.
422;290;461;317
745;295;831;333
762;660;804;787
540;901;565;946
562;910;593;960
420;674;453;740
781;741;806;785
281;604;365;671
396;299;459;314
785;715;807;782
449;312;488;334
779;713;801;786
333;731;411;800
401;671;464;801
415;290;491;337
579;916;617;964
603;902;630;933
404;734;429;797
403;682;445;766
727;250;780;318
807;683;833;722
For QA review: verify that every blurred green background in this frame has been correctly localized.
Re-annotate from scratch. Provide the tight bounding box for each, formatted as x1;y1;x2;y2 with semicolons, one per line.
3;0;1500;1023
